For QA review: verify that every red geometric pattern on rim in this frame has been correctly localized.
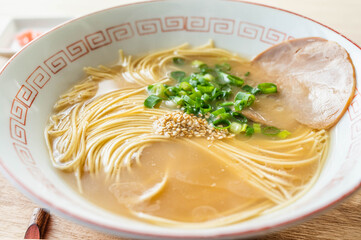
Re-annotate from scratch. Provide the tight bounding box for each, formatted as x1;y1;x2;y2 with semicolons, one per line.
106;23;134;41
85;30;112;50
10;99;28;125
44;50;70;74
163;16;185;32
13;142;34;165
66;40;89;62
238;21;265;40
15;84;37;108
210;18;234;35
348;88;361;121
288;35;295;40
351;118;361;140
135;17;234;34
186;16;209;32
261;28;287;44
10;118;27;144
25;66;51;90
136;18;162;35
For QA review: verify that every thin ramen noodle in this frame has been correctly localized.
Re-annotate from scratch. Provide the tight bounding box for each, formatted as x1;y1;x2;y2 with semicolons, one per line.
45;41;329;228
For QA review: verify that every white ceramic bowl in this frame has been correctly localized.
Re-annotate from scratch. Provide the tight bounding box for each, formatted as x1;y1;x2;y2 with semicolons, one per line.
1;0;361;239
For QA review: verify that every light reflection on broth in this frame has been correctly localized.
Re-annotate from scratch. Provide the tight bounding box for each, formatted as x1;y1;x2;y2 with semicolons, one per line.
46;42;328;227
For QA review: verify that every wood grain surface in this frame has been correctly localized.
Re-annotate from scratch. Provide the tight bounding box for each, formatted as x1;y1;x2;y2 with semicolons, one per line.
1;0;361;239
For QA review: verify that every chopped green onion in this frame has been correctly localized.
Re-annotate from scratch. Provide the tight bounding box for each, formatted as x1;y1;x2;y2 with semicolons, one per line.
179;81;193;91
203;73;215;81
244;71;250;76
147;83;166;98
258;83;277;94
182;95;195;106
189;91;202;100
242;85;261;95
234;100;243;111
230;122;244;134
179;90;187;96
218;72;244;86
172;96;183;105
234;92;255;108
245;126;254;136
144;95;162;108
198;64;210;73
197;85;215;93
165;100;177;108
240;123;248;132
173;57;185;65
192;60;204;68
219;102;234;107
218;113;232;120
211;108;226;116
212;119;231;129
262;126;281;136
171;71;186;81
200;103;212;114
215;63;231;72
231;112;248;123
165;86;178;97
201;93;211;102
277;130;291;139
227;74;244;86
253;123;261;133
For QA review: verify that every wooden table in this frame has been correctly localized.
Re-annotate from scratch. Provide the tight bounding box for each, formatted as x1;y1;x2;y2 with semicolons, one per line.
1;0;361;239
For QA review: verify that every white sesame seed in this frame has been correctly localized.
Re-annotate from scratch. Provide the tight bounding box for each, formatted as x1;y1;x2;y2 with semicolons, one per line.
152;112;233;140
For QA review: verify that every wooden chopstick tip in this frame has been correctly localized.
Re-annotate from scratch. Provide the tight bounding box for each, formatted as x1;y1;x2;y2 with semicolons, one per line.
24;208;50;239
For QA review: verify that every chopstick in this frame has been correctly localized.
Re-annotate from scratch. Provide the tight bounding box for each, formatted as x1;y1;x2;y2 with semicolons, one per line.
24;208;50;239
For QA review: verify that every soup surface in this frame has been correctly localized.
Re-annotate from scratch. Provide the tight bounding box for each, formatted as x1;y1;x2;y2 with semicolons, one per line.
45;42;329;227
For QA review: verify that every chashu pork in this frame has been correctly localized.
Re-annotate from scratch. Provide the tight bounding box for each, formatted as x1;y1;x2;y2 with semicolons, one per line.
245;37;355;130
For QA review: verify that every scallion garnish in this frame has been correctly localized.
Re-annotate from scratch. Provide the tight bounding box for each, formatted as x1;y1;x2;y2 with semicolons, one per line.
245;126;255;136
253;123;261;133
258;83;277;94
144;60;288;138
213;119;231;129
179;81;193;91
173;57;185;65
219;102;234;107
147;83;166;98
262;126;281;136
144;95;162;108
277;130;291;139
234;92;255;111
203;73;215;81
231;112;248;123
230;122;245;134
197;85;215;94
215;63;231;72
211;108;226;116
242;85;261;95
171;71;186;81
192;60;204;68
219;72;244;86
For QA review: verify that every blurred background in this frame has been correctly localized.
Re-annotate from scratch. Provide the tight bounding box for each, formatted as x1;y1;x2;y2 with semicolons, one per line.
0;0;360;44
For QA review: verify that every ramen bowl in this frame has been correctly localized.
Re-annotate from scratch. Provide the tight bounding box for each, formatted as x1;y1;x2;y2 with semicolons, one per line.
0;0;360;239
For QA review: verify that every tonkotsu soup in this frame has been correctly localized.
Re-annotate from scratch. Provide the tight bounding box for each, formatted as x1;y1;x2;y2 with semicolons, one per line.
45;41;331;228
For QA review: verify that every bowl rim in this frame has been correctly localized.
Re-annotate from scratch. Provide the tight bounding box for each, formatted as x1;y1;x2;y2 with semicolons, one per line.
1;0;361;238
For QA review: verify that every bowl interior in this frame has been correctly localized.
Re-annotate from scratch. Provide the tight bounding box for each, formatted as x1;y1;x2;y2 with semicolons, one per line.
1;0;361;238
